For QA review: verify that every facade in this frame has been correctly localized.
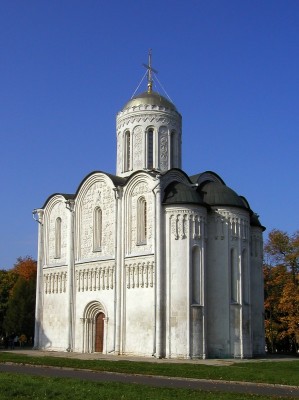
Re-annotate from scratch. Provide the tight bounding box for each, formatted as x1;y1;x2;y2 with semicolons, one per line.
33;73;265;359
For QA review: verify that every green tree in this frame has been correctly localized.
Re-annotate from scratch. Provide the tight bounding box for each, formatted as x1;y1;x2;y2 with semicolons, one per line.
3;274;36;338
1;257;37;340
0;270;17;337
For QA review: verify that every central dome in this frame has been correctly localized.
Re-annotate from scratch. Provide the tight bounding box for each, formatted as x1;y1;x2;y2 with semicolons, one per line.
122;91;178;112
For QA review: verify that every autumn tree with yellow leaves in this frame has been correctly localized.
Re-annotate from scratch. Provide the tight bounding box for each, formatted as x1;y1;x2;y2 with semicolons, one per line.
264;230;299;353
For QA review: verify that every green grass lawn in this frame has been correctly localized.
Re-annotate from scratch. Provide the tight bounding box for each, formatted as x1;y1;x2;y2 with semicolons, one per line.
1;352;299;386
0;372;289;400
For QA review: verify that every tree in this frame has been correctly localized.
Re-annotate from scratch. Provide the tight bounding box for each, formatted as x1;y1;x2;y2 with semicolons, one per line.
264;230;299;353
3;274;36;338
0;257;37;340
12;256;37;281
0;270;17;337
265;229;299;283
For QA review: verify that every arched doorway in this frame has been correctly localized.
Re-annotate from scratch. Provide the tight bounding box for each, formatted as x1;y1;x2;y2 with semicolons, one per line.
95;312;105;352
82;301;107;353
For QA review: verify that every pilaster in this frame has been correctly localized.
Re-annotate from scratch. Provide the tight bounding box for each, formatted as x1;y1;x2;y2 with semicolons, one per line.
33;209;44;349
66;199;75;352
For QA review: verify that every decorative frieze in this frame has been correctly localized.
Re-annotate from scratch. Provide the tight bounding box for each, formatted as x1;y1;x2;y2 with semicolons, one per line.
117;112;181;131
44;271;67;294
125;261;154;289
171;213;187;240
192;214;206;240
76;264;115;292
169;210;206;241
213;210;249;241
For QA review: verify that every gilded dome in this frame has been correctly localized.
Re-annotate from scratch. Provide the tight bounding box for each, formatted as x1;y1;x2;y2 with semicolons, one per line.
122;91;178;112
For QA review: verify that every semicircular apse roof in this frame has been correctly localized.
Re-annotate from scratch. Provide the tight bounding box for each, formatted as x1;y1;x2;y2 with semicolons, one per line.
163;181;205;205
199;181;248;209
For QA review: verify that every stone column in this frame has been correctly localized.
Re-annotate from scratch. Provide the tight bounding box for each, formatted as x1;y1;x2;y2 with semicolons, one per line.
33;209;44;349
66;199;75;352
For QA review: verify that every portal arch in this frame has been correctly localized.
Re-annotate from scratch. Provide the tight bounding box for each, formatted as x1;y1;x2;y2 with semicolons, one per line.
82;301;107;353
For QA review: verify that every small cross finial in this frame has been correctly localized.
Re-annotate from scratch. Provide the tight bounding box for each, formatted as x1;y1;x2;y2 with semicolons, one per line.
143;49;158;93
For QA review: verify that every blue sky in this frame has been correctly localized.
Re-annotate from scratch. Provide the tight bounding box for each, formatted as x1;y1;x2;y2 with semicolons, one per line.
0;0;298;269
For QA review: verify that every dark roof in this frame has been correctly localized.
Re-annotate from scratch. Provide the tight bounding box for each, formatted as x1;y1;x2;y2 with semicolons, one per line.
163;181;205;205
75;171;127;196
250;213;266;231
41;171;127;209
199;181;247;210
41;193;76;209
122;91;178;113
189;171;225;185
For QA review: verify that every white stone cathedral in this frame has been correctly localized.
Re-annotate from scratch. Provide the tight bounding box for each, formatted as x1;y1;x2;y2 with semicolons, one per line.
33;58;265;359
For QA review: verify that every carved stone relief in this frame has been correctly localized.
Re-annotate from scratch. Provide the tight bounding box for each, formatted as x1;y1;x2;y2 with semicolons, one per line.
133;126;143;169
159;126;168;170
117;132;122;174
80;181;115;260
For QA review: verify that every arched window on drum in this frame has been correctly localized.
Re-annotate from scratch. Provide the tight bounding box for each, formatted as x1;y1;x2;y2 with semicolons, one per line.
137;197;147;245
124;130;131;172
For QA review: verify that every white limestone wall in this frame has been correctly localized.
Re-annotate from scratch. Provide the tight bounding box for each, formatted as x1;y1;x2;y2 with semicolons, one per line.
124;257;155;356
40;267;68;350
206;207;251;358
40;195;70;350
250;226;265;355
164;206;207;359
116;106;182;177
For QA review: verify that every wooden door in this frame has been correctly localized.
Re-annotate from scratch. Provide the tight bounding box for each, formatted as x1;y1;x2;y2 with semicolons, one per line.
95;312;104;352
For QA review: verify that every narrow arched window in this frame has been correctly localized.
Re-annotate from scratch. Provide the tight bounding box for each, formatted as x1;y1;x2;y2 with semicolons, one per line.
55;217;62;259
147;129;154;169
230;248;239;303
93;207;102;251
242;249;249;303
192;246;201;304
137;197;147;245
124;131;131;172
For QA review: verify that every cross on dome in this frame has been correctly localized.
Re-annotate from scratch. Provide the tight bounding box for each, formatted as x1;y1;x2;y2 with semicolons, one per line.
142;49;158;93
